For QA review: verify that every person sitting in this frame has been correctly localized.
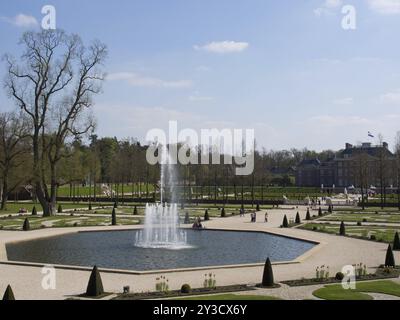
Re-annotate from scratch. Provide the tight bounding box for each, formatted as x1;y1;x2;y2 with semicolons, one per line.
192;217;203;230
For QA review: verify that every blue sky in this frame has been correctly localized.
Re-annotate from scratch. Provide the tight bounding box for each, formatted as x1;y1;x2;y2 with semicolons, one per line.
1;0;400;151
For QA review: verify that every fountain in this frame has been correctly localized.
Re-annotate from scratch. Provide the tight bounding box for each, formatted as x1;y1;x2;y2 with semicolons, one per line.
135;145;189;249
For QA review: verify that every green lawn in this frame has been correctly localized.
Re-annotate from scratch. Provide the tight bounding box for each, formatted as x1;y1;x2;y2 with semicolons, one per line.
299;223;400;243
177;294;281;300
0;214;140;231
313;281;400;300
321;212;400;224
0;202;103;215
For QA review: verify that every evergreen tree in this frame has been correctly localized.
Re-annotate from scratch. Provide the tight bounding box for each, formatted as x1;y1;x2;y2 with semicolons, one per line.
32;206;37;216
111;208;117;226
295;212;301;224
204;209;210;221
133;206;138;215
318;207;322;216
57;204;63;213
282;215;289;228
221;207;226;218
261;258;275;287
393;232;400;251
85;266;104;297
2;285;15;301
22;218;30;231
306;210;311;221
339;221;346;236
385;244;396;267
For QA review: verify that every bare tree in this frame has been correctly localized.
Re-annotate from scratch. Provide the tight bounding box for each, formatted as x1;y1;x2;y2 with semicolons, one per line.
0;112;31;210
4;30;107;216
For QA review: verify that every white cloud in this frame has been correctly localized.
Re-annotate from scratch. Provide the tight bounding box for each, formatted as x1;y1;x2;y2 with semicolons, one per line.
308;115;371;126
194;41;249;54
333;97;354;105
1;14;38;27
368;0;400;14
107;72;192;88
380;90;400;104
188;95;214;102
314;0;343;16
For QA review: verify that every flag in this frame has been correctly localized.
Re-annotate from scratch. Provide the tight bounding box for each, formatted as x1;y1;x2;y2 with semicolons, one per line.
368;132;374;138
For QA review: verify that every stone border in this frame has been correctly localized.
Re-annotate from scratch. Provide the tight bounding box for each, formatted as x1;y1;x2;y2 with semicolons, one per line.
0;224;322;276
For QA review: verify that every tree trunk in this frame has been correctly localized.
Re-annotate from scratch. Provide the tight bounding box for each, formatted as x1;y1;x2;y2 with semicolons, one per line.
0;176;8;210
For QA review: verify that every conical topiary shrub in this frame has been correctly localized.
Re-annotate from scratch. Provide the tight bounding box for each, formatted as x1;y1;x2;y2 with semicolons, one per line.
221;207;226;218
2;285;15;301
282;215;289;228
184;212;190;224
204;209;210;221
261;258;275;287
306;210;311;221
256;203;260;211
57;204;63;213
22;218;30;231
295;212;301;224
385;244;396;267
85;266;104;297
88;203;92;211
111;208;117;226
393;232;400;251
318;207;322;216
133;206;138;215
32;206;37;216
340;221;346;236
328;205;333;213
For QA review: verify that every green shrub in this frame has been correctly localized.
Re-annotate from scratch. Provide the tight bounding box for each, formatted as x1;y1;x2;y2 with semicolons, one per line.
221;207;226;218
335;272;344;281
88;203;92;211
393;232;400;251
318;207;322;216
261;258;275;287
133;206;138;215
32;206;37;216
22;218;30;231
204;210;210;221
256;203;260;211
85;266;104;297
2;285;15;301
339;221;346;236
184;212;190;224
306;211;311;221
385;244;396;267
357;221;362;226
180;284;191;294
282;215;289;228
57;204;63;213
295;212;301;224
111;208;117;226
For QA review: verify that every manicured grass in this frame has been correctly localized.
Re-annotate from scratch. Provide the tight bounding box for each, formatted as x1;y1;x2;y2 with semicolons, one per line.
355;280;400;297
313;281;400;300
0;214;140;231
321;212;400;224
313;286;373;300
299;223;400;243
0;202;109;215
178;294;282;300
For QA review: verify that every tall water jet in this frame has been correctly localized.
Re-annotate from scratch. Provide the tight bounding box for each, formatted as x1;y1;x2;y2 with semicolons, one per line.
135;145;188;249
